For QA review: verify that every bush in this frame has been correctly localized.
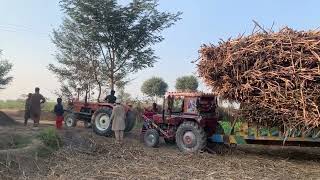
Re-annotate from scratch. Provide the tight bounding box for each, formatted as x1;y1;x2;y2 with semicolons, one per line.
38;128;62;150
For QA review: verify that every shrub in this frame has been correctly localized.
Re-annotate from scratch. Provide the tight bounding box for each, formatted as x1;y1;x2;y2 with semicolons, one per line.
38;128;62;150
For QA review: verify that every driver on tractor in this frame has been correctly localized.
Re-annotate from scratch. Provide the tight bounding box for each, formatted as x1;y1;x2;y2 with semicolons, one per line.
105;90;117;104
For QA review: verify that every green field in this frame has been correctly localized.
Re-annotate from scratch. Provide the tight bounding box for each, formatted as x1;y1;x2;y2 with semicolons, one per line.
0;100;56;112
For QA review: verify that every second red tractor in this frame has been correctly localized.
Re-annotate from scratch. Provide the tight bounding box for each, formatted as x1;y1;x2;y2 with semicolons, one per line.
142;92;222;152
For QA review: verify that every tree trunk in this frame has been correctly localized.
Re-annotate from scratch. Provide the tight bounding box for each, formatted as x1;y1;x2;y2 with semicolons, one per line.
110;77;115;91
110;49;115;91
97;82;102;102
85;90;88;104
88;84;91;101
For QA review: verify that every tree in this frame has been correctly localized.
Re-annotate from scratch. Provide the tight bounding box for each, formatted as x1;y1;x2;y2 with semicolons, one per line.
115;79;132;103
175;75;198;92
0;50;13;89
50;18;106;101
58;0;181;91
117;88;132;103
141;77;168;101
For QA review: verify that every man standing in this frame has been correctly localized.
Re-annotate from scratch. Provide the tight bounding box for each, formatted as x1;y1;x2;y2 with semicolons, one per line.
30;87;46;127
110;99;126;144
24;93;32;126
105;90;117;104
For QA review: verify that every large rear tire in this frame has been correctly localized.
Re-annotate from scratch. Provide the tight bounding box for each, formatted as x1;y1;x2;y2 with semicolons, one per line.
64;113;77;128
92;108;113;137
124;111;136;132
176;121;207;153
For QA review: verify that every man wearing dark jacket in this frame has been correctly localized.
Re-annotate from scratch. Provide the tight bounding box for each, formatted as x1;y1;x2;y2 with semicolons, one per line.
54;98;64;129
24;93;32;126
105;90;117;104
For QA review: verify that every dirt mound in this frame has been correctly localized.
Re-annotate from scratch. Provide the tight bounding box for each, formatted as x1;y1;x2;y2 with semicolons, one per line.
0;111;17;126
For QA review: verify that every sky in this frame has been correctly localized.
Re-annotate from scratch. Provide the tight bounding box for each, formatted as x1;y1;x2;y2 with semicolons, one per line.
0;0;319;100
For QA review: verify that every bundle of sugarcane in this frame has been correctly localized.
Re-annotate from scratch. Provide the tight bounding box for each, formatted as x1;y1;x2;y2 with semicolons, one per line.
198;27;320;133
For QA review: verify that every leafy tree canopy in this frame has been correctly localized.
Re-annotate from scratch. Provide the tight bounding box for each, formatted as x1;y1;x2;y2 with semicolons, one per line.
175;75;198;92
51;0;181;100
141;77;168;98
0;50;13;89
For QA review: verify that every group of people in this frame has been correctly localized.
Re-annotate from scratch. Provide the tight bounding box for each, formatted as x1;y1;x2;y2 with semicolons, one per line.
24;87;46;127
24;87;64;129
24;88;126;144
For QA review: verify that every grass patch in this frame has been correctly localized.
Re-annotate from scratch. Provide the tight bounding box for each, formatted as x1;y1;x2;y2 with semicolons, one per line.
0;135;32;150
10;136;32;149
38;128;62;151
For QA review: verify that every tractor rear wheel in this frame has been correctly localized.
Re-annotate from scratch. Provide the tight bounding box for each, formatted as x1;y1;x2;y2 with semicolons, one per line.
144;129;160;147
176;121;206;153
124;111;136;132
64;113;77;128
92;108;113;137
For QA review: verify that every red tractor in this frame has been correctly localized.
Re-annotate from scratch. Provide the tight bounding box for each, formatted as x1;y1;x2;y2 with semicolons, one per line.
141;92;222;152
64;99;136;136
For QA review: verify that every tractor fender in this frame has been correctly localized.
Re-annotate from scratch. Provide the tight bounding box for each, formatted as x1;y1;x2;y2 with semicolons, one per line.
181;118;216;136
91;104;132;121
91;105;136;133
91;104;114;120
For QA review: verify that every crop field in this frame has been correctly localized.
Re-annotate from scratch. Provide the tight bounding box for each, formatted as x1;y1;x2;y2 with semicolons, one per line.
0;100;55;112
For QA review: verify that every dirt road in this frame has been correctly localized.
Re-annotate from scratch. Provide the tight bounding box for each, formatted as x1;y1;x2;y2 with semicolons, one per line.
1;111;320;179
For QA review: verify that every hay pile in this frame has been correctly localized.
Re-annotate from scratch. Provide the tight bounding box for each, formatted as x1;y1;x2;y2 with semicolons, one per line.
2;128;320;179
198;27;320;132
39;134;320;180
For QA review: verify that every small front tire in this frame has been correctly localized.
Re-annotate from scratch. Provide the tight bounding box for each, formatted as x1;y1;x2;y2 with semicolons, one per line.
144;129;160;148
64;113;77;128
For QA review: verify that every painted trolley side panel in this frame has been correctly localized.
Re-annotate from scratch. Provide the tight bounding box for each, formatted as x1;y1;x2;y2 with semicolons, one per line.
209;122;320;146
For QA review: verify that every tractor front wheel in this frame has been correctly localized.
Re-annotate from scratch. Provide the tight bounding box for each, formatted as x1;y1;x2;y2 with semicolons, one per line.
176;121;206;153
144;129;160;147
92;108;113;137
64;113;77;128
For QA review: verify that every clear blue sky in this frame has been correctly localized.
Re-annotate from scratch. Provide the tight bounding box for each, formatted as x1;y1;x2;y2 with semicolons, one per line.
0;0;319;100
